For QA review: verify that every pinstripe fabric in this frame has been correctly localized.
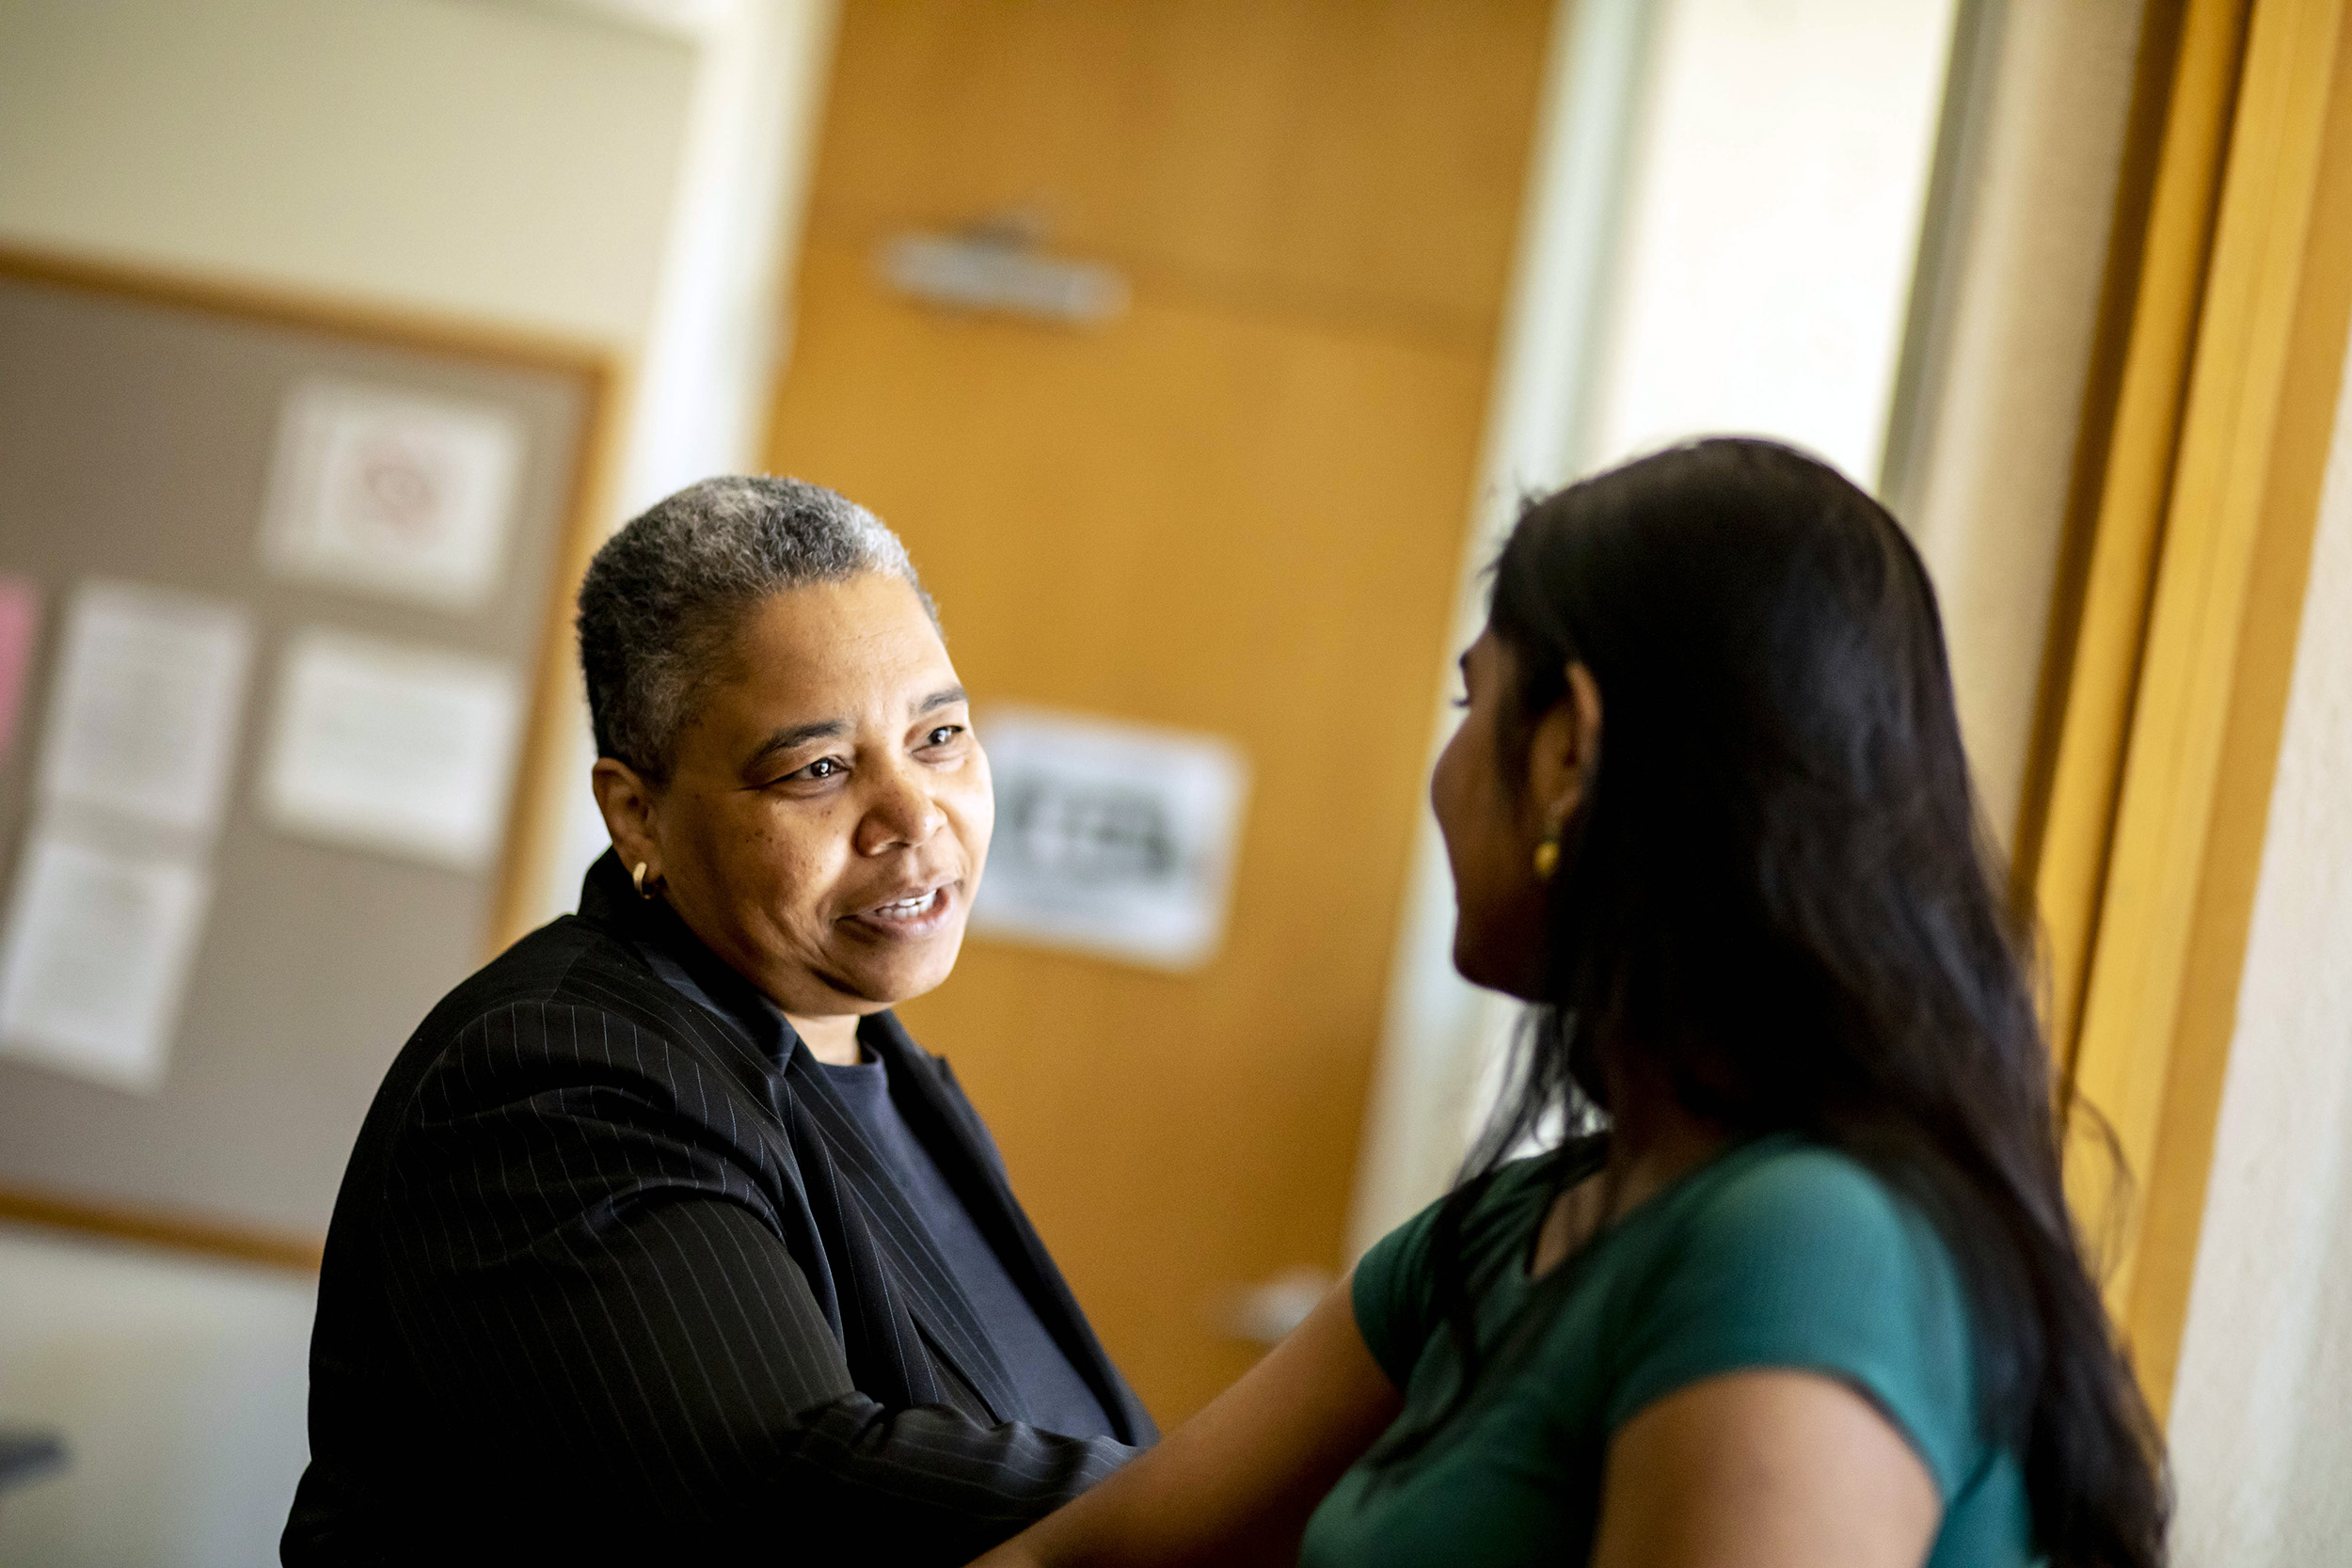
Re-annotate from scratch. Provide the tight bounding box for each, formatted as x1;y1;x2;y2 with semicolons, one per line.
283;852;1152;1566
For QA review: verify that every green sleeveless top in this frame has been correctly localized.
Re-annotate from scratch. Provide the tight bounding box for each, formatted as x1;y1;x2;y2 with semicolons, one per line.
1298;1135;2036;1568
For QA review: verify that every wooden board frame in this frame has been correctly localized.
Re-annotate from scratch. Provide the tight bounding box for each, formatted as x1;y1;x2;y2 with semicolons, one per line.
0;244;625;1272
2016;0;2352;1418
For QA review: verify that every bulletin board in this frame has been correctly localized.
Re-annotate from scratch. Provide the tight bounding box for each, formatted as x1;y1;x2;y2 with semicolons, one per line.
0;248;616;1266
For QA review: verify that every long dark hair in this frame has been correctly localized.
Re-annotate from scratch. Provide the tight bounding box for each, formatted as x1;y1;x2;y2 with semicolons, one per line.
1386;439;2167;1566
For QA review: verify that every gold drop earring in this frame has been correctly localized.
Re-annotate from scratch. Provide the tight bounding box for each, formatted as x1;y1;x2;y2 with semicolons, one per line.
632;861;656;899
1533;827;1562;880
1534;765;1582;879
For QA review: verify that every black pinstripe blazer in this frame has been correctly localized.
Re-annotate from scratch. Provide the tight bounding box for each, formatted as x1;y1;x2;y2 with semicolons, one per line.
283;851;1154;1566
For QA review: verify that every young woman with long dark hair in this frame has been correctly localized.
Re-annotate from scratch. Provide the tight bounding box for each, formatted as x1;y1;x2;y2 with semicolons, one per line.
971;437;2169;1568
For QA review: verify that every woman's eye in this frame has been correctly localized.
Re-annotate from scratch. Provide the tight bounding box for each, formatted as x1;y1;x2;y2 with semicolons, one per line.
925;724;964;746
799;757;843;781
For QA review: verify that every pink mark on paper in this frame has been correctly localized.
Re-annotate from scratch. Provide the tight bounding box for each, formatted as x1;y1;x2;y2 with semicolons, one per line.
0;576;39;769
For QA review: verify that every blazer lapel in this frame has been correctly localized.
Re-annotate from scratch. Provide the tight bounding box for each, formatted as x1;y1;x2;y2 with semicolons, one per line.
591;856;1027;1424
781;1049;1031;1425
864;1013;1160;1446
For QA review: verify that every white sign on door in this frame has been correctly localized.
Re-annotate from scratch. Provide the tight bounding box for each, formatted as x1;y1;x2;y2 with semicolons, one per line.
970;706;1248;972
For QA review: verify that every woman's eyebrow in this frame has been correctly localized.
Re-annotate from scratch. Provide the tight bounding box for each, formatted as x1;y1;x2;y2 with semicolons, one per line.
741;718;849;776
740;689;965;775
912;684;967;717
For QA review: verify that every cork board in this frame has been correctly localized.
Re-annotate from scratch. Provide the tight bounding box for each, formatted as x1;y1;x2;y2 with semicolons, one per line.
0;250;613;1261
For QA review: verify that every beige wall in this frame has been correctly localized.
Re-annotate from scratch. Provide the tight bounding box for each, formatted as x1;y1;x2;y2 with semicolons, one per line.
2167;309;2352;1567
1901;0;2147;853
0;0;695;342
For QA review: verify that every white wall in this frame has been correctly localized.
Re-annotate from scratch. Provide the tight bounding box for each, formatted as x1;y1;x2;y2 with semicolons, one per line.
0;2;832;1560
0;1226;315;1568
2167;311;2352;1567
1582;0;1956;483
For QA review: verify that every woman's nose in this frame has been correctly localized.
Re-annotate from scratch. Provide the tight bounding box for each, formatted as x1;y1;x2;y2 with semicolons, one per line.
857;761;947;854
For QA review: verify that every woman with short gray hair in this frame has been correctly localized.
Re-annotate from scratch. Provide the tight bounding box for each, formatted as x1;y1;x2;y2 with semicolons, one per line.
287;476;1153;1566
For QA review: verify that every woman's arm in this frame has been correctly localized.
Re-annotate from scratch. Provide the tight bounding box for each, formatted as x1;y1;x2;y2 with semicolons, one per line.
1590;1370;1942;1568
971;1275;1404;1568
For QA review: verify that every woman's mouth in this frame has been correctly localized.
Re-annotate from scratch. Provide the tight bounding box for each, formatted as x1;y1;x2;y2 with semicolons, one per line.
873;888;942;921
849;883;956;939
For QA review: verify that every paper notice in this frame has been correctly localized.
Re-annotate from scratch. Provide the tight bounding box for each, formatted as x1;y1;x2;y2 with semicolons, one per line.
38;581;254;836
0;576;36;769
259;628;522;870
0;829;211;1093
260;378;525;611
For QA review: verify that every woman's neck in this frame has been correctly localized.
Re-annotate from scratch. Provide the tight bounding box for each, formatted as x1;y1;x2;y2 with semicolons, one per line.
1533;1079;1728;1278
1599;1101;1729;1222
787;1012;864;1066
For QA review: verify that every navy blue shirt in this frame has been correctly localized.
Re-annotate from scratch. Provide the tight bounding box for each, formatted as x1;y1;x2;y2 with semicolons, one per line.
818;1053;1119;1441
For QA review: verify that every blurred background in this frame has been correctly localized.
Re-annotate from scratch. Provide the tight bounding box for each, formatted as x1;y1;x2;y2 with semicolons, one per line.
1;1;2349;1562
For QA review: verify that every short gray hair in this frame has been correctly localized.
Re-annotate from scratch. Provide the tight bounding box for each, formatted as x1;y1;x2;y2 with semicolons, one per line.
576;475;930;781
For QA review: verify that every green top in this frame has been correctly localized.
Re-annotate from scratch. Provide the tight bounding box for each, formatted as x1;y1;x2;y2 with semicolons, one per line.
1298;1135;2036;1568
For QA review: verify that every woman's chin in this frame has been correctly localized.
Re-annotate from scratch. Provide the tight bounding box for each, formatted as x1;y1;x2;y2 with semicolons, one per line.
1452;928;1542;1001
832;927;969;1009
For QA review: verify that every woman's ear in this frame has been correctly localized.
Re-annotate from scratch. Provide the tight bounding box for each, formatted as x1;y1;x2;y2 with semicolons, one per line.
591;757;663;882
1565;660;1602;767
1522;661;1603;832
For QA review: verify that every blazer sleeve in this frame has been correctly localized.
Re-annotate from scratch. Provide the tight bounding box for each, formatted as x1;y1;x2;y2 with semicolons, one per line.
374;998;1128;1562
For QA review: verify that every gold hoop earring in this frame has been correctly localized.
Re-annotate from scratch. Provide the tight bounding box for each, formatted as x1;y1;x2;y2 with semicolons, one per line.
1533;834;1561;880
632;861;655;899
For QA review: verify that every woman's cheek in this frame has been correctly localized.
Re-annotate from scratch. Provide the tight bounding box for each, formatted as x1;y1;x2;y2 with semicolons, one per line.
959;771;995;869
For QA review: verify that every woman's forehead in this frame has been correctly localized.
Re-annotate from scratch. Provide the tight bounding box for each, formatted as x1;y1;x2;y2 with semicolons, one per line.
716;578;956;710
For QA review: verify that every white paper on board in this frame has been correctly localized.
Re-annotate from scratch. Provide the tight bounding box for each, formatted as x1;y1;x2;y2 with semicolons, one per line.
968;705;1249;971
0;828;212;1093
38;581;254;836
259;628;522;871
260;378;526;611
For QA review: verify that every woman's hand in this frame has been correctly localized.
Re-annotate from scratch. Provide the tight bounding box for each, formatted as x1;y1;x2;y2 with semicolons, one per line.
970;1273;1404;1568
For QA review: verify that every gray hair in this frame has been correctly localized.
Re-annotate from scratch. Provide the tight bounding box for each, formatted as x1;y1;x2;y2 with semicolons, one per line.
576;475;930;782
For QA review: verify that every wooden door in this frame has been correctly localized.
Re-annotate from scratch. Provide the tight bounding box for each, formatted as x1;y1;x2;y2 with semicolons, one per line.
766;0;1550;1423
